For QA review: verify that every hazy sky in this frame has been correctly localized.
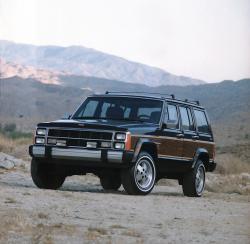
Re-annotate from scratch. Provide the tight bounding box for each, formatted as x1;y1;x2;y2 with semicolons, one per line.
0;0;249;82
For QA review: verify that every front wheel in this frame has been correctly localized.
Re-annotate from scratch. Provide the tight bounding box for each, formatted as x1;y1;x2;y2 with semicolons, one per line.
100;173;121;190
182;160;206;197
31;159;65;190
121;152;156;195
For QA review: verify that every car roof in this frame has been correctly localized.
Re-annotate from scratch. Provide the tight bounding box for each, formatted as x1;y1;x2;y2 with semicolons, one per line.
90;93;205;109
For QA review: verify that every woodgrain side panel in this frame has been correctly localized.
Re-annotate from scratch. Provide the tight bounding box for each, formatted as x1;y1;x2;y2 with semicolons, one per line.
131;135;183;157
182;139;215;160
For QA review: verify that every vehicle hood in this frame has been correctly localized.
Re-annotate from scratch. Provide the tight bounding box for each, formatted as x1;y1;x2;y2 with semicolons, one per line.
37;119;159;132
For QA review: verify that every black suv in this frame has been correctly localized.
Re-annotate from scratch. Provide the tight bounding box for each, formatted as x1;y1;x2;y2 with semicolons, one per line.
29;92;216;197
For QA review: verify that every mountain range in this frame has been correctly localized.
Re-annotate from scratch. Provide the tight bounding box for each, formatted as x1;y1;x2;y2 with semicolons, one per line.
0;40;205;87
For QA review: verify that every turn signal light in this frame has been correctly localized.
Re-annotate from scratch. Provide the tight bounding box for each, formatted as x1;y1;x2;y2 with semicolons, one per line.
125;132;131;150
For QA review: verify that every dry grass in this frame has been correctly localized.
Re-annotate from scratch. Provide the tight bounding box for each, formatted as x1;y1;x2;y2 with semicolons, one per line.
38;212;49;219
215;153;250;174
121;229;141;238
110;224;126;229
85;226;108;241
4;197;18;204
206;172;250;195
0;133;32;161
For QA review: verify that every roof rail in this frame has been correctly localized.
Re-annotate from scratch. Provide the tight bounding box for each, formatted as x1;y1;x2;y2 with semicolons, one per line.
104;91;200;106
184;99;200;105
105;91;175;99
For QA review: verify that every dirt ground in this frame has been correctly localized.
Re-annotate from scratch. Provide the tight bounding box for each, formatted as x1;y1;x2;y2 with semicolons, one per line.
0;166;249;244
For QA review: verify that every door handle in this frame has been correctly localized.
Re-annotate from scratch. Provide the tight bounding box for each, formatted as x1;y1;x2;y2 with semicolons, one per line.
176;133;184;138
192;135;199;140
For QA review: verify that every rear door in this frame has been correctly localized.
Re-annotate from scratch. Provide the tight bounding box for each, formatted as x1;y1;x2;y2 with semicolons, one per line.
179;106;199;159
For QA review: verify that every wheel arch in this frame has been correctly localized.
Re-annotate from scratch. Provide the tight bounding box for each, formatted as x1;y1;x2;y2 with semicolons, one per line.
132;138;158;162
192;148;210;171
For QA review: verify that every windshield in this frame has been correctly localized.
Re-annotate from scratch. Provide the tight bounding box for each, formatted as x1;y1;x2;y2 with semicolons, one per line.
72;97;163;124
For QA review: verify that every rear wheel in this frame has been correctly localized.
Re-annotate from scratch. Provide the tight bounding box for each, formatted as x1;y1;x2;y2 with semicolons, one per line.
31;159;65;190
182;160;205;197
121;152;156;195
100;173;121;190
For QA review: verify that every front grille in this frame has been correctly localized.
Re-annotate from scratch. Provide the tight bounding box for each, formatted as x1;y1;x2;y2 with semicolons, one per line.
48;129;113;140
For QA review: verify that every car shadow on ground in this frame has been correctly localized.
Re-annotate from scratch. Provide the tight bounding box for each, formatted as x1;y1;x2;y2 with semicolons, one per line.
0;172;183;197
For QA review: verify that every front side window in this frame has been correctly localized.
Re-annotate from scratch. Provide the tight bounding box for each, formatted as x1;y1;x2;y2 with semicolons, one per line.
194;109;209;133
73;97;163;123
165;104;179;129
80;100;98;117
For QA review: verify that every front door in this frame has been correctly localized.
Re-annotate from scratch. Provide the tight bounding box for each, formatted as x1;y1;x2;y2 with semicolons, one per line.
159;103;183;159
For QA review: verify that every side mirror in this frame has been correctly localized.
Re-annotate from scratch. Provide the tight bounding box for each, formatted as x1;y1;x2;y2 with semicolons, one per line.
61;113;71;120
162;121;178;129
162;123;167;129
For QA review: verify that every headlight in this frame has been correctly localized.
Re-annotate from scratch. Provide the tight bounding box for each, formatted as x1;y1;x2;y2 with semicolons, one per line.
115;133;126;140
35;137;45;144
114;142;125;149
101;141;111;148
47;138;57;144
36;128;46;136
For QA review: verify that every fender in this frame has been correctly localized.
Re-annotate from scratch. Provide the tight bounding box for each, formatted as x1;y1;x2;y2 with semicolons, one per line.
132;138;159;162
192;148;209;168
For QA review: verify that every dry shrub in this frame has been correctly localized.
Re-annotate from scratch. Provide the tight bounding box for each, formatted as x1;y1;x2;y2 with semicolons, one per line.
215;153;250;174
85;227;108;240
0;133;32;160
122;229;141;238
206;172;250;195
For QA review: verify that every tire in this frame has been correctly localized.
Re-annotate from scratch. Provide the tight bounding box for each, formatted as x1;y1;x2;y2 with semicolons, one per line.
121;151;156;195
182;159;206;197
100;174;121;190
31;158;65;190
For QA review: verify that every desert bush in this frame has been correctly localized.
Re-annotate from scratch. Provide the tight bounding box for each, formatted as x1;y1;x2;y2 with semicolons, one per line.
215;153;250;174
6;130;32;139
3;123;16;132
0;133;32;157
0;123;32;139
206;172;250;195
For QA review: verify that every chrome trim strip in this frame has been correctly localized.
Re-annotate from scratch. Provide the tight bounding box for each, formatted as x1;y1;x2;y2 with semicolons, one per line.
47;136;111;141
32;146;45;157
107;151;123;163
131;134;215;144
158;154;192;162
51;148;101;161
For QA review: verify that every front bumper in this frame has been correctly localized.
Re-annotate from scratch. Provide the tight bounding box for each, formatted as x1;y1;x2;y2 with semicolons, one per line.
29;145;133;164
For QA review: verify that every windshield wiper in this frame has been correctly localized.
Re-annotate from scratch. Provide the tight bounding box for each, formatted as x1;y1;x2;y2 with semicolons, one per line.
72;116;102;120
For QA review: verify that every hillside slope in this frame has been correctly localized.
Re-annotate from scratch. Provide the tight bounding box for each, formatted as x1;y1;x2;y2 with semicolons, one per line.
0;76;249;126
0;40;205;87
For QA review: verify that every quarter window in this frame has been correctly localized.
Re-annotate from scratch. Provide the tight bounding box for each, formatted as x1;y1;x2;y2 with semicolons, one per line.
194;110;209;134
165;104;179;129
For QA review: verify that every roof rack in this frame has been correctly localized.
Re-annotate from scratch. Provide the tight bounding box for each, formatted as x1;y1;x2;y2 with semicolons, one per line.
105;91;175;99
104;91;200;106
184;99;200;105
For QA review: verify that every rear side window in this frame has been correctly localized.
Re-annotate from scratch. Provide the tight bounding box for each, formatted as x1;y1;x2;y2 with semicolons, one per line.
194;109;209;134
179;107;194;131
165;104;179;129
